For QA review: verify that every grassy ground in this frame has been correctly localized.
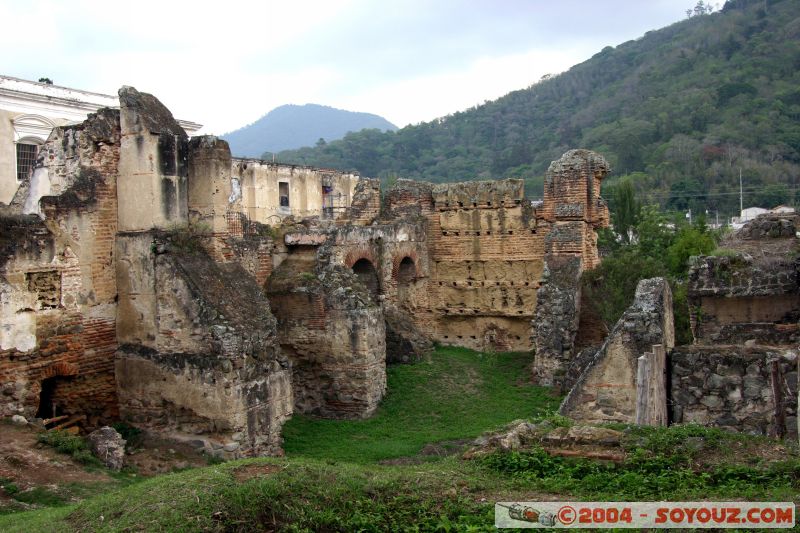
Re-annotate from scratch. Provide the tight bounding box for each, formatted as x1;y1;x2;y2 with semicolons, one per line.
283;346;560;462
2;347;799;531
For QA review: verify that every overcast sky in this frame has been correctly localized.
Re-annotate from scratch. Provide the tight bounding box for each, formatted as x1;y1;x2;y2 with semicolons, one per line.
1;1;692;135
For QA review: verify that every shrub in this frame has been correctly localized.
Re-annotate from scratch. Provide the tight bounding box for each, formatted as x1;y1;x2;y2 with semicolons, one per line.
37;430;100;466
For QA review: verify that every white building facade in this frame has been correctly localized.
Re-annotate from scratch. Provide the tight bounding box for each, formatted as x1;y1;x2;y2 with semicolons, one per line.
0;75;201;205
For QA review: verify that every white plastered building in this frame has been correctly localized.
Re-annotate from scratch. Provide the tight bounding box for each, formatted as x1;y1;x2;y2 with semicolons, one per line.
0;75;201;205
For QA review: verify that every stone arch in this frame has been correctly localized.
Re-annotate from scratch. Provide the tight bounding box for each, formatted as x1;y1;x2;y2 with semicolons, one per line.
351;258;380;299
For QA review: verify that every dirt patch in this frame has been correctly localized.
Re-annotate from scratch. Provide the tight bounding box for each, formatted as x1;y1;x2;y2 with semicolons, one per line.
687;437;794;469
420;438;472;457
379;438;473;466
124;435;208;476
0;423;111;488
233;463;283;482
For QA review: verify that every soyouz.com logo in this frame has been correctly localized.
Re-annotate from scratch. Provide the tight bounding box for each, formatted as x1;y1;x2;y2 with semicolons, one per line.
495;502;795;528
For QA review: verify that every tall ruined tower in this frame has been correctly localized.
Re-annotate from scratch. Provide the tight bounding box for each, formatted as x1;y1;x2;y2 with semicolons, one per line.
532;149;610;387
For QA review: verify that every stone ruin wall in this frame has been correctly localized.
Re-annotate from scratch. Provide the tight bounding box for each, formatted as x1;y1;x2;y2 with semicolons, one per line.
670;346;796;438
0;107;121;427
668;217;800;437
1;85;618;456
554;213;800;437
560;277;674;424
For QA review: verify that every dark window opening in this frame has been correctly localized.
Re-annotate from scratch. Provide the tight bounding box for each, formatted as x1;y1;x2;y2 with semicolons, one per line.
16;143;38;181
279;182;290;208
352;258;379;298
396;257;415;284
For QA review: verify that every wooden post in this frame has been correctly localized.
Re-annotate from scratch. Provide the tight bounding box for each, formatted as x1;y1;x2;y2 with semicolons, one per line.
770;359;786;438
635;345;668;427
651;344;668;426
635;353;649;425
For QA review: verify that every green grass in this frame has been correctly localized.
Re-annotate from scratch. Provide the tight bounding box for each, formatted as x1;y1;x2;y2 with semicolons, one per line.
3;347;799;531
282;346;559;462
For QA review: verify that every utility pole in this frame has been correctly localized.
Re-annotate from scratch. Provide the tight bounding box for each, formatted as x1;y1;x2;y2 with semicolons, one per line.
739;167;743;215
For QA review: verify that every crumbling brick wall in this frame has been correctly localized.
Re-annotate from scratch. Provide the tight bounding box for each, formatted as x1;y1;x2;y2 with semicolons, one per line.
530;150;610;382
0;108;121;427
266;243;386;418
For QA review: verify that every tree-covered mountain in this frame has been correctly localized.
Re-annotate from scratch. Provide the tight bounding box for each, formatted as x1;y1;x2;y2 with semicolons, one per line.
221;104;397;158
277;0;800;218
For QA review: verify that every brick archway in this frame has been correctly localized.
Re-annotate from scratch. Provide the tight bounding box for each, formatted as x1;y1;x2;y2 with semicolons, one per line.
391;250;420;281
36;361;79;419
40;361;79;379
344;247;378;270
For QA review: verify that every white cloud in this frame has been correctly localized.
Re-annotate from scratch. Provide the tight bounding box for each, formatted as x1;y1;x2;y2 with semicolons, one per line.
333;45;595;127
0;0;688;134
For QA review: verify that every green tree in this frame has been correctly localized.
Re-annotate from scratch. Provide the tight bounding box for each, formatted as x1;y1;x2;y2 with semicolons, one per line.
753;183;789;208
610;181;641;243
666;222;717;277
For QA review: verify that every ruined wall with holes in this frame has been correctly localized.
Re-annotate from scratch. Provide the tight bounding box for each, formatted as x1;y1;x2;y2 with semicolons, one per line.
229;158;359;224
424;180;544;352
0;107;121;426
377;150;610;357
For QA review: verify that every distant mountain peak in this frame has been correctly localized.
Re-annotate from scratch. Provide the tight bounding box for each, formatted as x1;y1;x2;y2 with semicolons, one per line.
221;104;397;158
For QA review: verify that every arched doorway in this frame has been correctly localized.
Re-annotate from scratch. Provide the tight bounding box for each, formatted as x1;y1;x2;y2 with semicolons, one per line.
397;257;415;284
396;256;416;307
35;375;74;419
352;258;380;299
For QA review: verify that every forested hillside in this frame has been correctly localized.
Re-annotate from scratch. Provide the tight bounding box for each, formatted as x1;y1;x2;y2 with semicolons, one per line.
222;104;397;158
278;0;800;218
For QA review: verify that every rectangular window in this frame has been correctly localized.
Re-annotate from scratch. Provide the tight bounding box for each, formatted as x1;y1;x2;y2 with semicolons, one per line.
279;182;290;207
16;143;38;181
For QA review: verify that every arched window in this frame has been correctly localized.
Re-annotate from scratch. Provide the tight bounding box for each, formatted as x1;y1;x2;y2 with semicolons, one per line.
352;258;379;299
12;115;54;182
16;138;42;181
396;257;416;284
